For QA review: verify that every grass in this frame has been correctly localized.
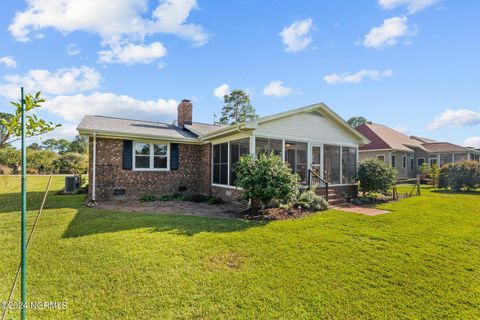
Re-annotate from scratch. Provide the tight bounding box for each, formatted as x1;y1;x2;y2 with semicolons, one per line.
0;176;479;319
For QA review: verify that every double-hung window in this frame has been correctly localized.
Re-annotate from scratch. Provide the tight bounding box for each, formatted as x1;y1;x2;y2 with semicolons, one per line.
134;142;169;170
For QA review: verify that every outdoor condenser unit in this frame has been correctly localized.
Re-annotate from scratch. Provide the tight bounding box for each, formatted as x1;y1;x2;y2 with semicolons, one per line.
65;176;81;193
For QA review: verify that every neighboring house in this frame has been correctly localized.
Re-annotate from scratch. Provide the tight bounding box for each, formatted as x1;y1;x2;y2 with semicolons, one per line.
77;100;369;203
356;123;480;178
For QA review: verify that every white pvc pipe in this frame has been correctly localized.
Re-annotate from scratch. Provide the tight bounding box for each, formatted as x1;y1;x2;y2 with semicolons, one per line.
92;133;96;202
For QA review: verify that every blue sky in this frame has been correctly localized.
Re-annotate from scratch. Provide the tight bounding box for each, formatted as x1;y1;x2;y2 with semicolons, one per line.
0;0;479;147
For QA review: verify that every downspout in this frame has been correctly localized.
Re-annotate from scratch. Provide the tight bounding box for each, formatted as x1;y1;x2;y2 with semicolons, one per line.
88;132;97;207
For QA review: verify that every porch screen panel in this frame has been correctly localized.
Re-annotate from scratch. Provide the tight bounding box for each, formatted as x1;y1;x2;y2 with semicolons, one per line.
255;138;282;156
440;154;453;166
454;153;468;162
342;147;357;184
324;145;341;184
285;141;308;183
229;138;250;186
213;143;228;185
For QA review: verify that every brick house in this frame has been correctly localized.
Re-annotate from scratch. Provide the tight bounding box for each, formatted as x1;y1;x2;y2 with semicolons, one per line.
77;100;369;203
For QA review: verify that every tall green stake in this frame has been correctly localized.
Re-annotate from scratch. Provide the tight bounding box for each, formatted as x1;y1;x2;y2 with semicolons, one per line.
20;86;27;320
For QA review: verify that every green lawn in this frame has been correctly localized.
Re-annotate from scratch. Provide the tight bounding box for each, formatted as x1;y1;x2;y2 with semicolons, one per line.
0;176;479;319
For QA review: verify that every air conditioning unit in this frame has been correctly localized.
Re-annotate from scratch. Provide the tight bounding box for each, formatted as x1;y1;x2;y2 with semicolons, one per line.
65;176;81;193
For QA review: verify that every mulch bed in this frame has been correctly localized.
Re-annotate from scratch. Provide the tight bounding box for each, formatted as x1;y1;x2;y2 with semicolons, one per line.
239;207;315;220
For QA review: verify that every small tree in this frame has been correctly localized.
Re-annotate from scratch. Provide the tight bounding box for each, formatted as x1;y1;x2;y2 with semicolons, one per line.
0;91;60;147
358;158;397;196
347;116;369;128
27;150;58;174
234;152;300;210
68;135;88;154
219;90;258;125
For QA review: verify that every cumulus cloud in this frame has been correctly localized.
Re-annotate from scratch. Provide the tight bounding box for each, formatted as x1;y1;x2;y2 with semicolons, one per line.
363;16;416;49
324;69;393;84
44;92;178;122
98;42;167;64
0;56;17;68
279;18;313;53
262;81;293;97
378;0;439;14
464;137;480;148
8;0;209;64
427;109;480;130
66;43;80;56
0;66;101;99
213;84;230;99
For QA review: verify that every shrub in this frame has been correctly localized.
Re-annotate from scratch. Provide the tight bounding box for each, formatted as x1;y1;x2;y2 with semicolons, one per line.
0;165;12;174
235;152;300;210
293;190;328;211
358;158;397;196
139;194;156;202
207;196;224;205
438;161;480;191
158;195;173;201
27;149;57;173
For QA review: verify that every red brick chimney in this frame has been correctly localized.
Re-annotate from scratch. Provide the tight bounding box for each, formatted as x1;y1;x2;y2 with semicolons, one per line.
177;99;192;127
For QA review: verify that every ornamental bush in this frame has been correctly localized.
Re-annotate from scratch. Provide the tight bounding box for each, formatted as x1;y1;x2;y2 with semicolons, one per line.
235;152;300;210
438;161;480;191
358;158;398;196
294;190;328;211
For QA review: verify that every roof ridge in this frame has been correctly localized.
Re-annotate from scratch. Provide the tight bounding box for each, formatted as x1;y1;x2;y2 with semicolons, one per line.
89;114;171;126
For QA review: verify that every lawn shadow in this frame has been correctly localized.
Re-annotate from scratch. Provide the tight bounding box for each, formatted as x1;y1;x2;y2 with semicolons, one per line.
0;191;85;214
62;207;267;238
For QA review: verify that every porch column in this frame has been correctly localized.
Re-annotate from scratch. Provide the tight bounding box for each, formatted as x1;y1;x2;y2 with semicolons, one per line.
339;146;343;184
249;134;255;156
320;144;324;180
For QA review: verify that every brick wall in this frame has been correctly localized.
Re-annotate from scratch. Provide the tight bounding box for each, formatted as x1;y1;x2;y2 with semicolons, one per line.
88;138;211;201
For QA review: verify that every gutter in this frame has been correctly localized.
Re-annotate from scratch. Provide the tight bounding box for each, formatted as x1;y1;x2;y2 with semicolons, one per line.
87;132;97;207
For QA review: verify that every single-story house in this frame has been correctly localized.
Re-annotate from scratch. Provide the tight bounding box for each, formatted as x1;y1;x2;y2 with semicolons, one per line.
356;123;480;178
77;100;369;203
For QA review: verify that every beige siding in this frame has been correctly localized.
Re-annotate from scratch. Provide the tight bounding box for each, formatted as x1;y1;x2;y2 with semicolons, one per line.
253;111;359;146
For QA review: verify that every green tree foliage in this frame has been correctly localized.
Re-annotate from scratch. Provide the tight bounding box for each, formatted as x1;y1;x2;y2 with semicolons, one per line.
437;161;480;191
0;91;60;147
68;135;88;154
234;152;300;210
347;116;369;128
0;148;21;168
358;158;398;196
27;150;57;173
56;152;88;174
27;142;42;150
218;90;258;125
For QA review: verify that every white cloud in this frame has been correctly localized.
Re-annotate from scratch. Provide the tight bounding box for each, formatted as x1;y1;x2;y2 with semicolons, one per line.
8;0;209;64
262;81;293;97
213;84;230;99
427;109;480;130
44;92;178;122
279;18;313;53
0;56;17;68
378;0;439;14
324;69;393;84
0;66;101;99
98;42;167;64
464;137;480;149
66;43;80;56
363;16;415;49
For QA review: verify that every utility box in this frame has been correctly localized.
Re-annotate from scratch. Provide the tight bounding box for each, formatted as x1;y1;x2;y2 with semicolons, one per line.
65;176;81;193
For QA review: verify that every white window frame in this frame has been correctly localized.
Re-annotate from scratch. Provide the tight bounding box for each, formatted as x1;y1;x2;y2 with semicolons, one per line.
133;141;170;171
376;154;385;162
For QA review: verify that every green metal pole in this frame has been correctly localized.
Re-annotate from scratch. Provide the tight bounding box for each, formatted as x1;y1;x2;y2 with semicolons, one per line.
20;86;27;320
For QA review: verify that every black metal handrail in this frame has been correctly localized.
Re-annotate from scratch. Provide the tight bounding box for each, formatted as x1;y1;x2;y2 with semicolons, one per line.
307;169;329;201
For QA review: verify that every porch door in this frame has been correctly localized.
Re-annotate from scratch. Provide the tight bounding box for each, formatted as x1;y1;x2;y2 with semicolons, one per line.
323;145;341;184
311;146;322;177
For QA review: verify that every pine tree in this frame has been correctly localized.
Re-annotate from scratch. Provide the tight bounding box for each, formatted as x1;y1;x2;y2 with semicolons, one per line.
218;90;258;125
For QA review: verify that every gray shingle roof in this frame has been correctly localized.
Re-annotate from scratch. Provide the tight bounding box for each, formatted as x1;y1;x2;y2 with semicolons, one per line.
77;115;199;140
422;142;474;153
184;122;226;135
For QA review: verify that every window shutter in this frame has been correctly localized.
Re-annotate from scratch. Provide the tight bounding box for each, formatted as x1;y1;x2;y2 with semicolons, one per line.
123;140;133;170
171;143;179;170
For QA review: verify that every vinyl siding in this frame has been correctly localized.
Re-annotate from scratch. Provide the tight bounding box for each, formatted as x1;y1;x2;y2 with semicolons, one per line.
253;111;359;146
